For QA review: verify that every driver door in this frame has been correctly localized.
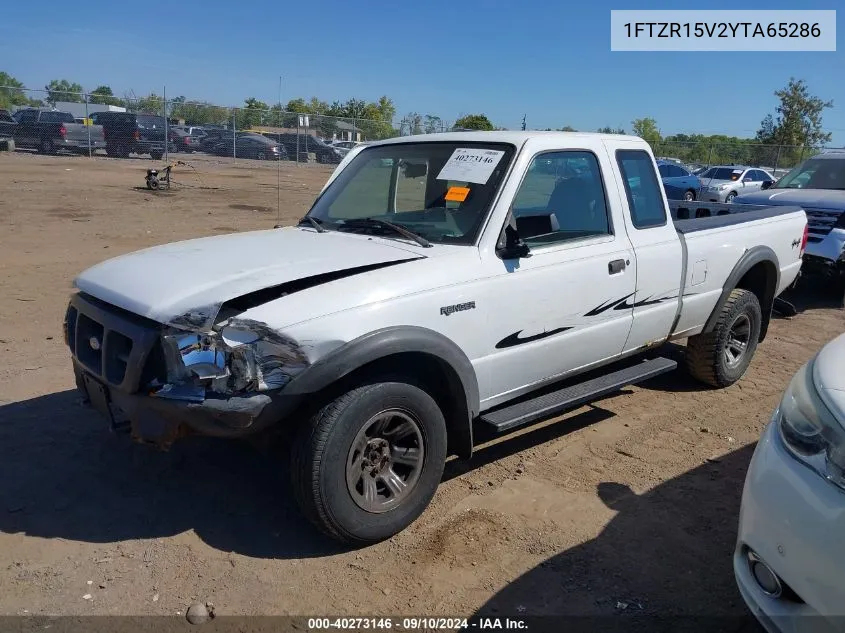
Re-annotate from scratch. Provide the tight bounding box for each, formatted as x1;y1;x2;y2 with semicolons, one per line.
475;147;636;406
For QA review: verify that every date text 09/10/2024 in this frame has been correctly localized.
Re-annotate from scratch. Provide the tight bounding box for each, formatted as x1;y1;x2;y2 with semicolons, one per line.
622;22;822;38
306;617;528;630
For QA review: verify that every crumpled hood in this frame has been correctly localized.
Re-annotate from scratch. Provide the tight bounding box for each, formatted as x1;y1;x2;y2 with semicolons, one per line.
734;188;845;211
74;226;424;327
813;332;845;424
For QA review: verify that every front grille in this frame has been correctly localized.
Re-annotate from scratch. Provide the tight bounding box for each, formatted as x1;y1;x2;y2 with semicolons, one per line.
66;293;162;392
804;208;841;237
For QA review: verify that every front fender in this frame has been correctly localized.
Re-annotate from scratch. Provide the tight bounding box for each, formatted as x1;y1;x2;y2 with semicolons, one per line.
284;326;480;458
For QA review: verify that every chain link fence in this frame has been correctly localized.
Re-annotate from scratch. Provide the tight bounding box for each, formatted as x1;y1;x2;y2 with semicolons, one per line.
0;86;409;165
0;85;837;178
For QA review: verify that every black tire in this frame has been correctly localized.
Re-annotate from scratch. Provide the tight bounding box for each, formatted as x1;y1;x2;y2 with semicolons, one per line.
39;137;55;155
686;288;762;388
150;150;163;161
726;191;738;203
291;380;447;544
683;189;696;201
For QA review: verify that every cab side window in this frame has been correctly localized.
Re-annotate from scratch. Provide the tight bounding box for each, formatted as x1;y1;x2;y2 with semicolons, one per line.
616;150;667;229
510;151;611;246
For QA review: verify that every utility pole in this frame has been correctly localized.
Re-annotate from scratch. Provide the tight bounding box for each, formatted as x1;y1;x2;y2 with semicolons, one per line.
521;114;526;131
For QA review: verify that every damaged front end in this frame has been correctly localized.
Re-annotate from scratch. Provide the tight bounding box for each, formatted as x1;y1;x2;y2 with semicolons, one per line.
121;319;311;447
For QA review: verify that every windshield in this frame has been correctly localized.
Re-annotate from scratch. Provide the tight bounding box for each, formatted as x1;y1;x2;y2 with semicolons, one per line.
775;157;845;190
306;141;516;245
700;167;744;181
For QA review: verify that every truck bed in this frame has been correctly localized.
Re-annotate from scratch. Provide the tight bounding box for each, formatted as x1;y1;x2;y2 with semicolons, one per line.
669;201;804;233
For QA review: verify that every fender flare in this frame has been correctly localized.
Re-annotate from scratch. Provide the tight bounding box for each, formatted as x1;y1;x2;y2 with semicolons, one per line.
703;246;780;340
285;326;479;458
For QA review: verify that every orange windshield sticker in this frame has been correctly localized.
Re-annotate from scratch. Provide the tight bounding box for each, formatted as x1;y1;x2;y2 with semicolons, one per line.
445;186;470;202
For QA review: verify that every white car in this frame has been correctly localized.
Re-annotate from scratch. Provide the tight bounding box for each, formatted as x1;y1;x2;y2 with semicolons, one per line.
64;131;806;543
735;332;845;632
699;165;776;203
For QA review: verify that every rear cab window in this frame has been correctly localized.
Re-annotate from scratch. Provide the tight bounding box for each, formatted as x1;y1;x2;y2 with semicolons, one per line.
616;150;668;229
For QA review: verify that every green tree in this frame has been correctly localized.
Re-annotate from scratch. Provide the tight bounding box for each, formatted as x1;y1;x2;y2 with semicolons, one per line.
423;114;443;134
631;117;660;143
454;114;494;131
171;100;229;126
129;92;165;115
0;71;38;110
755;78;833;167
597;126;626;134
404;112;423;135
89;85;123;106
45;79;84;104
237;97;270;130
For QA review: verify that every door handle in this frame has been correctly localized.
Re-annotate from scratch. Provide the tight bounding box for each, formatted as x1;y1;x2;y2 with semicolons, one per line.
608;259;627;274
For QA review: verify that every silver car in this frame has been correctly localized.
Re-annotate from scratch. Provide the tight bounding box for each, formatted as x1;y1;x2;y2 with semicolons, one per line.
699;165;775;202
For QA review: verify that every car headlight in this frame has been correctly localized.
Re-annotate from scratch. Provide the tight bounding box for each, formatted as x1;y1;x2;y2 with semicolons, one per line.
159;321;309;398
718;184;730;190
778;358;845;489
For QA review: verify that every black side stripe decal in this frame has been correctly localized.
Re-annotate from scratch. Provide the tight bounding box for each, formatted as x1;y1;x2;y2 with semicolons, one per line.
495;327;573;350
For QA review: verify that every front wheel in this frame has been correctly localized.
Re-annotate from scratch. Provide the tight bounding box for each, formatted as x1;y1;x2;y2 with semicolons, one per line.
683;189;696;201
726;191;737;203
291;380;447;544
685;288;762;388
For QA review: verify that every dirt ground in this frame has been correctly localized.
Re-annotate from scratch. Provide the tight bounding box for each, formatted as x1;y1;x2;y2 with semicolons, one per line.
0;151;843;626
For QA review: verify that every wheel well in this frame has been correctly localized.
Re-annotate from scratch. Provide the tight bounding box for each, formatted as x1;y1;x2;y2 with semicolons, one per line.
735;261;778;341
307;352;473;459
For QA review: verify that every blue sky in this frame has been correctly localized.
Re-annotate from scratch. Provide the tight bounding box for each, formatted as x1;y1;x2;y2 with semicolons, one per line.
1;0;842;144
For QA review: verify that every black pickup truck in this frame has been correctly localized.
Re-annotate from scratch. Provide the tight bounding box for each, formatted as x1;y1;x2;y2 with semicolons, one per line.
12;108;106;154
89;111;170;160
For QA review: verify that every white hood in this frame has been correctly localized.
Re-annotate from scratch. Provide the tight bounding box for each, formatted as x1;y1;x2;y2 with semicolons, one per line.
74;226;424;328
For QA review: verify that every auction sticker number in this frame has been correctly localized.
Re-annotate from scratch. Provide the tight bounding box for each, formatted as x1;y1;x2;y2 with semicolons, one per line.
437;148;505;184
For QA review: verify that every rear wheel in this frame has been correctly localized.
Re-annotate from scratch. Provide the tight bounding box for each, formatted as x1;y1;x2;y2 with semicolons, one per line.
39;138;55;154
686;288;762;388
291;380;447;544
150;150;163;161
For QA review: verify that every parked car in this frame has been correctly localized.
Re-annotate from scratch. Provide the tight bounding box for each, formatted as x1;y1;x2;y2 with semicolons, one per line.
64;131;806;544
657;160;702;201
169;127;200;153
12;108;105;154
198;127;231;153
733;150;845;292
735;331;845;631
172;125;207;141
89;111;169;160
267;133;342;163
0;109;17;140
698;165;776;202
211;133;287;160
330;140;362;158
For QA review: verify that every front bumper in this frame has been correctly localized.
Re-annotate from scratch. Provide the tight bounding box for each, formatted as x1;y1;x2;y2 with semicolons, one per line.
66;292;301;447
802;229;845;278
700;188;730;202
734;414;845;632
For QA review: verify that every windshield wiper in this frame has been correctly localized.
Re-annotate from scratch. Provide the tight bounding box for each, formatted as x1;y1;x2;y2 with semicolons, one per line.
340;218;433;248
298;215;327;233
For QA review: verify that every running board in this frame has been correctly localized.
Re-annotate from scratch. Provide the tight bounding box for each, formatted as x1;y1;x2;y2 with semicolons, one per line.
479;357;678;434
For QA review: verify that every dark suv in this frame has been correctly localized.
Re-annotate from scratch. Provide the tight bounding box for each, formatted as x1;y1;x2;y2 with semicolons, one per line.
90;112;169;160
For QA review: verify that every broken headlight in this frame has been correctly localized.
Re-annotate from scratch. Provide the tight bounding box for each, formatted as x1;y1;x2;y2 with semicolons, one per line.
158;322;309;399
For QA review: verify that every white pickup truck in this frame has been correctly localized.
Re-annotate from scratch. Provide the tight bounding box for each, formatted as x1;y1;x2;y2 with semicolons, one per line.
64;131;807;543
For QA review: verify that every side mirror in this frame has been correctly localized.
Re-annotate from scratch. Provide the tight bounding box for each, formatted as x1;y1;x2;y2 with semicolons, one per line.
761;180;775;190
496;224;531;259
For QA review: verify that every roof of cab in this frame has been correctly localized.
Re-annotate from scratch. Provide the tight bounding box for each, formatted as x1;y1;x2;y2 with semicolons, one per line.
367;130;644;147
